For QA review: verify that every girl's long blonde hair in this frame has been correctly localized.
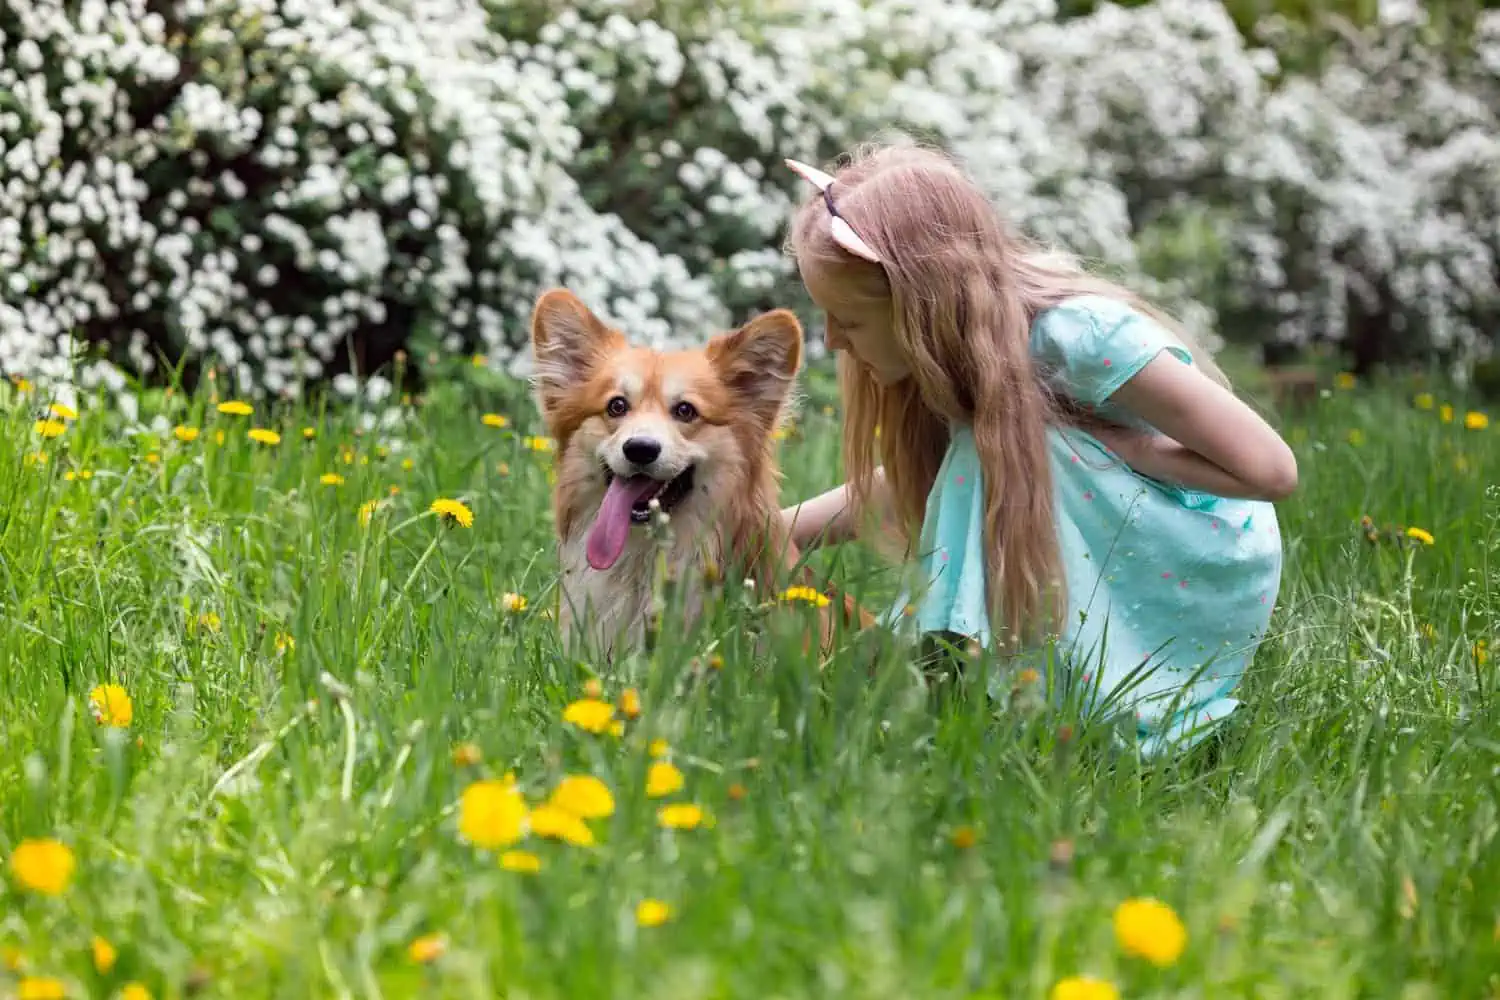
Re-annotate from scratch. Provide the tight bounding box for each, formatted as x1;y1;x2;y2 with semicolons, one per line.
788;141;1228;647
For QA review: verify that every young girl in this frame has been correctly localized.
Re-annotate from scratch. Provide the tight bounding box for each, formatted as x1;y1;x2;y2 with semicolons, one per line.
779;143;1297;757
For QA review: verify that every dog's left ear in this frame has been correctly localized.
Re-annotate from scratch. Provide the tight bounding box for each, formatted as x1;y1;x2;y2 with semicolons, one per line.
530;289;623;419
706;309;804;428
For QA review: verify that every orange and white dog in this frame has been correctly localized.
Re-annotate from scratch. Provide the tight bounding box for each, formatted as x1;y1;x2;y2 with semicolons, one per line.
529;288;867;658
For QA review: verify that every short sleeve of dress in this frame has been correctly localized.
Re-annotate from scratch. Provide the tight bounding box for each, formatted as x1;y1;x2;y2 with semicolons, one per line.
1031;295;1194;407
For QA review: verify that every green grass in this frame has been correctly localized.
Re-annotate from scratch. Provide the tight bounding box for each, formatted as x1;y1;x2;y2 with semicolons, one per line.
0;367;1497;1000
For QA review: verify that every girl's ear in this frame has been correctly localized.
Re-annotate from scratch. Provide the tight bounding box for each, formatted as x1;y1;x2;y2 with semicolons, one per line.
530;289;623;417
706;309;804;427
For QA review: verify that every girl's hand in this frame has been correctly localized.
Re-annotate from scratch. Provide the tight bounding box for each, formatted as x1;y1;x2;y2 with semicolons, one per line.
1103;355;1299;501
781;468;895;549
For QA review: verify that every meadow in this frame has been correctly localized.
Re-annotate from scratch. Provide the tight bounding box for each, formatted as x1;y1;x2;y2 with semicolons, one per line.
0;361;1496;1000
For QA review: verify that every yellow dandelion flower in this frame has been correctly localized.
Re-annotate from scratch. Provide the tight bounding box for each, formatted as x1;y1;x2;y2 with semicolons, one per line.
1440;404;1454;423
48;403;78;419
24;451;47;467
120;984;153;1000
562;698;615;734
523;435;555;452
500;592;528;613
216;400;253;416
1346;428;1365;447
1050;976;1120;1000
951;825;978;849
451;742;482;767
528;804;595;847
497;462;510;476
457;779;527;850
500;849;541;874
778;585;831;607
582;678;604;699
9;838;76;895
482;413;509;428
471;354;487;367
1475;640;1489;667
635;898;672;927
91;936;117;974
1464;411;1489;430
1414;392;1434;410
619;687;642;719
213;430;225;445
13;377;33;393
657;803;707;830
33;419;67;438
549;775;616;820
173;425;198;442
648;738;670;758
1113;897;1188;967
1334;372;1356;390
247;428;281;445
302;427;316;440
88;684;133;727
196;612;221;634
646;761;684;798
17;976;67;1000
1018;668;1040;685
429;498;474;528
1406;527;1435;546
144;452;160;466
358;499;381;526
407;933;447;964
320;473;344;486
401;457;414;471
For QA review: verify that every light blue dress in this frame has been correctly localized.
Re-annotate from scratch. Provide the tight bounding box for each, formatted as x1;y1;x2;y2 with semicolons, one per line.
893;295;1284;756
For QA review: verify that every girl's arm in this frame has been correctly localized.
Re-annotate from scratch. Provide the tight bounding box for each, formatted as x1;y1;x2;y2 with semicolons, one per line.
1097;355;1299;502
781;468;892;550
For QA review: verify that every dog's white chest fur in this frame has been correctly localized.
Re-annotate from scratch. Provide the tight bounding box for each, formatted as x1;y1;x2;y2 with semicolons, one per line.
557;527;722;658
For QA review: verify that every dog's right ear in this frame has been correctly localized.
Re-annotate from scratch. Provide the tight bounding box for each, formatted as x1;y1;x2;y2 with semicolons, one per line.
530;289;622;417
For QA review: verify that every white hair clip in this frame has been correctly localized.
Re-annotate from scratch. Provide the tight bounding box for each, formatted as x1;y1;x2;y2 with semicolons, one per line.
785;158;883;264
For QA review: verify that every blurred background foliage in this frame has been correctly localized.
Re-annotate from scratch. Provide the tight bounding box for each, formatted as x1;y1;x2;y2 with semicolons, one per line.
1;0;1497;409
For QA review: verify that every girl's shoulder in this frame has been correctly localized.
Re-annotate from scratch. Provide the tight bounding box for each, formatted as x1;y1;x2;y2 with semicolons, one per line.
1030;295;1193;406
1030;294;1152;343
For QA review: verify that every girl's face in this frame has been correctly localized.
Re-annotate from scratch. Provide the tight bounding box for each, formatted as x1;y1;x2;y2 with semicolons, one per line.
800;259;909;385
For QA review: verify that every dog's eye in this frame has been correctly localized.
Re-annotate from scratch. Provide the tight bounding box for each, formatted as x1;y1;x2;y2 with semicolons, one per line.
605;396;629;418
672;401;698;422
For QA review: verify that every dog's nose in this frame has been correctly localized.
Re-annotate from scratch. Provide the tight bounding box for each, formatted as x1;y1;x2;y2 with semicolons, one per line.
621;436;661;466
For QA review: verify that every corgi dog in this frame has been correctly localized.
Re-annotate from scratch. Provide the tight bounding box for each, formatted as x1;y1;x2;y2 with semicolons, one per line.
529;288;868;658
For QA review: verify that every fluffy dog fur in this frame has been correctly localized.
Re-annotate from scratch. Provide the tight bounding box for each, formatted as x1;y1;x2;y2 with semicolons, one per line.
529;288;868;658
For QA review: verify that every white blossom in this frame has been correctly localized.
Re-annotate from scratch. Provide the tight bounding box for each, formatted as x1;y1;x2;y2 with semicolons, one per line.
0;0;1494;417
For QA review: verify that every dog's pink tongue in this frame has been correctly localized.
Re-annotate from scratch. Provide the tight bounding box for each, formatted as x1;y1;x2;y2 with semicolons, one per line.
586;476;664;571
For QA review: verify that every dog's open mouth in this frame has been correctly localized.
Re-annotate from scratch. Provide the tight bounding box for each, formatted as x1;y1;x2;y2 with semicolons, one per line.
622;466;695;523
585;466;696;571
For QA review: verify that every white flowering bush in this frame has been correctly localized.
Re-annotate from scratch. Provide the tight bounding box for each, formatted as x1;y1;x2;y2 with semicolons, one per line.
1219;4;1500;368
0;0;1495;406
